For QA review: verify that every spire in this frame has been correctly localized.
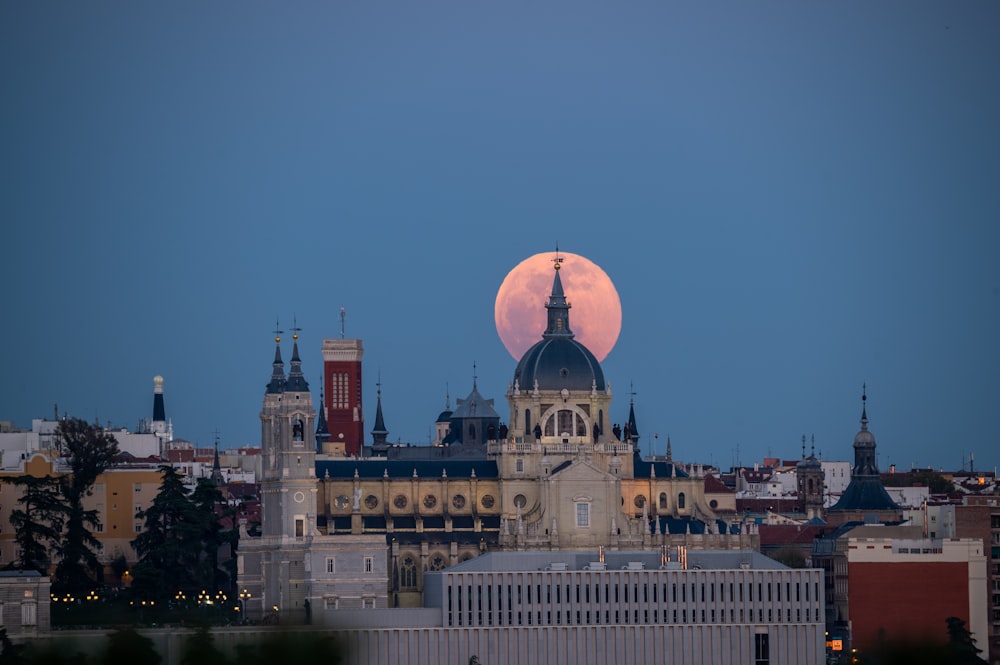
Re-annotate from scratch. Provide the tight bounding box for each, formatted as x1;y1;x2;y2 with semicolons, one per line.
266;321;286;394
802;434;807;460
666;435;673;462
371;371;389;453
860;382;869;429
210;432;224;486
315;377;330;452
285;319;309;393
625;384;640;445
542;248;574;339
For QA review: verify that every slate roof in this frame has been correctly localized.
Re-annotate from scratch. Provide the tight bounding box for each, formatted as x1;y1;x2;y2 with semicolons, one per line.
316;459;498;480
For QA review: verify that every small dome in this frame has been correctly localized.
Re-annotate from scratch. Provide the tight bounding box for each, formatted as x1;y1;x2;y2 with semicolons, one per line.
436;410;453;423
513;337;605;392
854;429;875;445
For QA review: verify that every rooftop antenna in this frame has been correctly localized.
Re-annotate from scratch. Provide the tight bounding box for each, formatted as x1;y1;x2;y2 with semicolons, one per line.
339;307;346;338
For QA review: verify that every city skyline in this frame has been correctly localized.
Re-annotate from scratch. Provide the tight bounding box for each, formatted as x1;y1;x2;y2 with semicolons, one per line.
2;3;998;473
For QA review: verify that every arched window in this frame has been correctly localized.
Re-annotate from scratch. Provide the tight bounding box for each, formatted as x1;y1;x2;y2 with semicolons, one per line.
807;478;814;494
659;493;668;509
400;556;418;588
524;409;531;436
678;492;686;509
468;424;476;441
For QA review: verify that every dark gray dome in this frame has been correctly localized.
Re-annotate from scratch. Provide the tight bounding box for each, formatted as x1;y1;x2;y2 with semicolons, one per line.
513;337;606;392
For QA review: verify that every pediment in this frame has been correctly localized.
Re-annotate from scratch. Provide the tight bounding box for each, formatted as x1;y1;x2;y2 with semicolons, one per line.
548;458;612;482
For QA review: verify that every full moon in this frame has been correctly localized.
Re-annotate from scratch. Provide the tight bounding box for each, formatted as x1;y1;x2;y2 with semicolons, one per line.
495;251;622;362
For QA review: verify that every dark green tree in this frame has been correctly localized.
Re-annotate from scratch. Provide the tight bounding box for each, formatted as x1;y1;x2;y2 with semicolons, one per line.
52;418;119;593
235;632;341;665
3;475;65;573
179;625;231;665
946;616;988;664
190;478;230;592
0;628;25;665
102;628;160;665
131;465;200;599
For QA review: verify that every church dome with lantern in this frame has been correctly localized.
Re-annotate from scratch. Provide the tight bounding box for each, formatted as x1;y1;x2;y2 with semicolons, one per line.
512;258;606;393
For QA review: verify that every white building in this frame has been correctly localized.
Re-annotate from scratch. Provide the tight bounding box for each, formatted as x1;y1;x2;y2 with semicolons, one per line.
321;549;826;665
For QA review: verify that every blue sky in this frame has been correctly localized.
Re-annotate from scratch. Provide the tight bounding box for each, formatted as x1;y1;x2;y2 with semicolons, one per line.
2;2;998;473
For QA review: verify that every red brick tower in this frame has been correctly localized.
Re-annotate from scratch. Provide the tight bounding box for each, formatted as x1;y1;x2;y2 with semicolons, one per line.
322;334;365;456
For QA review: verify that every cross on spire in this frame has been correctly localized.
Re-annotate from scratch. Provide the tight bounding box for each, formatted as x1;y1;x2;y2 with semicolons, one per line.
273;318;283;343
552;244;565;270
290;315;301;341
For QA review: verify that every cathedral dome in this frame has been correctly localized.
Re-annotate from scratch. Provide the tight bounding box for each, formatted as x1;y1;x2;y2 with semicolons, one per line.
514;337;606;392
512;253;608;393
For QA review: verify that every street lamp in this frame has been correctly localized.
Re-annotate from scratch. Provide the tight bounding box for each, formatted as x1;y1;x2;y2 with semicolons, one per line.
238;589;251;621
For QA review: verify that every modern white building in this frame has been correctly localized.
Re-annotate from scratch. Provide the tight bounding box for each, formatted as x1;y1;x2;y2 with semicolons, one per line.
320;549;826;665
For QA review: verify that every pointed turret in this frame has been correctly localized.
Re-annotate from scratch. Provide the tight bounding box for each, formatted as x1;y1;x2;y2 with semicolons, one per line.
266;337;286;394
285;326;310;393
315;383;330;453
371;374;389;454
625;395;640;446
666;435;673;462
210;434;225;487
542;254;574;338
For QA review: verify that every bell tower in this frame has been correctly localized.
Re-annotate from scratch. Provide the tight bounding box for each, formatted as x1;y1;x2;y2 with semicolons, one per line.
260;324;318;539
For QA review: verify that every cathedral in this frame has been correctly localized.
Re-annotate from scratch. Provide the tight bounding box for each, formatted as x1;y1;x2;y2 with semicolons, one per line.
238;256;750;621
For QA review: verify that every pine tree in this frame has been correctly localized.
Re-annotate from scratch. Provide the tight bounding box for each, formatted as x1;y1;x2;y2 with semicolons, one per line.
51;418;119;593
189;477;227;592
131;465;200;599
946;616;988;664
3;475;65;573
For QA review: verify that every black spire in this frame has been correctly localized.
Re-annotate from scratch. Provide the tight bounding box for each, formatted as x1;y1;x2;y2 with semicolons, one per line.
542;250;574;339
210;433;224;487
315;379;330;453
625;384;640;446
266;322;286;394
285;320;310;393
371;373;389;454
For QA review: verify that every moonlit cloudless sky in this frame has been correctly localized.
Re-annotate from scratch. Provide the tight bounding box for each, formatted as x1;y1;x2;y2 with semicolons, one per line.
2;2;998;473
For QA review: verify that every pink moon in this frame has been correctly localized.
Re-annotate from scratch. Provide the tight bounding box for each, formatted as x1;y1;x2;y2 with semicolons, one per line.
494;251;622;362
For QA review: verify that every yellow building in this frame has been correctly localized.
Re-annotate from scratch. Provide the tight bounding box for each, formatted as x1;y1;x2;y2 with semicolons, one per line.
0;452;165;579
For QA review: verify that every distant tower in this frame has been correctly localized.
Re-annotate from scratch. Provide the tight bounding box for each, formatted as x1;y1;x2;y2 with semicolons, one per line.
797;434;825;521
151;375;172;455
322;310;364;456
830;386;899;515
254;325;318;622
